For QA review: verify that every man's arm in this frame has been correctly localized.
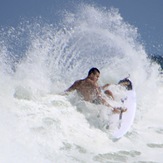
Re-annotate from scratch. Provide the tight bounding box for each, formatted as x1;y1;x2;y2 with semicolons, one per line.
100;83;114;100
96;93;126;113
101;83;110;89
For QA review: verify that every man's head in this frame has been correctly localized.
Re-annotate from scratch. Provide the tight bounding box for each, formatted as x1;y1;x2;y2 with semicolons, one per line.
88;67;100;82
118;78;132;90
88;67;100;76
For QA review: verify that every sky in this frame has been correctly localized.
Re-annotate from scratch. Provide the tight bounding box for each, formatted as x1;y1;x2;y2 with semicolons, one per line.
0;0;163;56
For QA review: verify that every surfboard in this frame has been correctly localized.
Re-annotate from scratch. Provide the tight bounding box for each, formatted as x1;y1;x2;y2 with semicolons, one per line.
111;89;136;140
104;79;136;140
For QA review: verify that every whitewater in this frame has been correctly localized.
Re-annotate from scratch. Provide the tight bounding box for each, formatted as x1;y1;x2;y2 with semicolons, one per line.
0;4;163;163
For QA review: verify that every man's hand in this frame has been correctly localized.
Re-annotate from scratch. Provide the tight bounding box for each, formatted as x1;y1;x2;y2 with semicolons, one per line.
112;107;127;114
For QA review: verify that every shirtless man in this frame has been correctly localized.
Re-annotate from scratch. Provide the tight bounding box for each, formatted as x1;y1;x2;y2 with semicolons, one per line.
66;67;126;113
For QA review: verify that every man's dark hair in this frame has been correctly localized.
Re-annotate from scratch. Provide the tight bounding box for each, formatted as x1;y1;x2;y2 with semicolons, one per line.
118;78;133;90
88;67;100;76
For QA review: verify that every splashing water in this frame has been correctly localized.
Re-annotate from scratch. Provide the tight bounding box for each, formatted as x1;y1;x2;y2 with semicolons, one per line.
0;4;163;163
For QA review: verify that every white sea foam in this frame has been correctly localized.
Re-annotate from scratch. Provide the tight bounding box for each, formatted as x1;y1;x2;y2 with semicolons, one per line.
0;4;163;163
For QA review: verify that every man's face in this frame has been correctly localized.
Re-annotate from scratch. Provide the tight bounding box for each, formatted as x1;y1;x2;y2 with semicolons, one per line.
91;72;100;82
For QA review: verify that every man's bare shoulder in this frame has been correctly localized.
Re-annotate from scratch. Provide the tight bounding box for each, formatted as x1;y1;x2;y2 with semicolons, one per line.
73;79;83;86
67;79;83;91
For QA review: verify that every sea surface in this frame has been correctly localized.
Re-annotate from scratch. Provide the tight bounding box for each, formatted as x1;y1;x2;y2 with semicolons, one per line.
0;4;163;163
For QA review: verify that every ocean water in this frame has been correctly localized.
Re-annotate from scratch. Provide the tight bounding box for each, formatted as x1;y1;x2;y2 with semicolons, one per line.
0;4;163;163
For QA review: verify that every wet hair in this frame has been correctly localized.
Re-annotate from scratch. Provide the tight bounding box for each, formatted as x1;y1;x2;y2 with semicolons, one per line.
88;67;100;76
118;78;133;90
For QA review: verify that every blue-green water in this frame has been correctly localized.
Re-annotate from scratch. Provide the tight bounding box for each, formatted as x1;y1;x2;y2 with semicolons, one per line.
150;55;163;70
